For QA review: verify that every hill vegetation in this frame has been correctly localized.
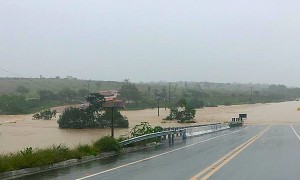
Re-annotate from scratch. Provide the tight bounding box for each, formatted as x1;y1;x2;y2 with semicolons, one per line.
1;77;300;115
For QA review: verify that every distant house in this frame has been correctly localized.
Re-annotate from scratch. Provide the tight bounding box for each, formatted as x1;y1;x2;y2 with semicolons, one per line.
98;90;119;101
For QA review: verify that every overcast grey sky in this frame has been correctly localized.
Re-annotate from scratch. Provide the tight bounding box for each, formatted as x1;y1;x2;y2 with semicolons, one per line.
1;0;300;86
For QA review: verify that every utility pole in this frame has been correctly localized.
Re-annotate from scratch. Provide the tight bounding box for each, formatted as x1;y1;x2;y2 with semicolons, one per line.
111;107;114;138
157;98;160;116
250;87;253;104
168;83;171;108
88;80;90;92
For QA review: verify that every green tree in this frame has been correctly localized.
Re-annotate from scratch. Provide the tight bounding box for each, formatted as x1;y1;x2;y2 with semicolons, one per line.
119;80;141;103
37;90;54;102
164;98;196;122
16;86;30;95
58;93;129;129
59;88;77;101
57;107;94;128
78;88;90;98
85;93;106;113
130;122;163;137
99;108;129;128
0;95;27;114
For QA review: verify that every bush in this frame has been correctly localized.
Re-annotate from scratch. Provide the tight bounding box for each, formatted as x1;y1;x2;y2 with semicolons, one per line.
75;144;98;156
58;107;129;129
33;109;57;120
57;107;94;128
98;109;129;128
229;121;243;128
0;95;27;114
57;93;129;129
164;99;196;122
224;101;232;106
129;122;163;145
93;136;121;152
0;137;126;173
131;122;155;137
0;145;76;173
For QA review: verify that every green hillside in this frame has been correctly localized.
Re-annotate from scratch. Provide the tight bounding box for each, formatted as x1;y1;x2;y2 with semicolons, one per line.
1;77;300;115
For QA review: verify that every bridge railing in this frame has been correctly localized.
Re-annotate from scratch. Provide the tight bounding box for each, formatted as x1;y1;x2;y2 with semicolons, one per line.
185;123;230;137
119;129;186;146
119;123;228;146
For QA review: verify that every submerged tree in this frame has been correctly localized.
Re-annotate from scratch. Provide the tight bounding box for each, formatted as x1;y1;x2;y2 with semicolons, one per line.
58;93;128;128
164;99;196;123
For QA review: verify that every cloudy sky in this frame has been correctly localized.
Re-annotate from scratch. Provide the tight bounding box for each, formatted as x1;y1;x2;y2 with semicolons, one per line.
1;0;300;86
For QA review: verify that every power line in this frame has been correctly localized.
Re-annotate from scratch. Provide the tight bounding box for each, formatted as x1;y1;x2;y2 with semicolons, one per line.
0;67;33;81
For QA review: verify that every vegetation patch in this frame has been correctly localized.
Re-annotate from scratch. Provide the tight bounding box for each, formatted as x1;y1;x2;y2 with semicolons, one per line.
0;136;122;174
164;99;196;123
57;93;128;128
0;78;298;114
93;136;121;152
229;121;243;128
32;109;57;120
128;122;163;145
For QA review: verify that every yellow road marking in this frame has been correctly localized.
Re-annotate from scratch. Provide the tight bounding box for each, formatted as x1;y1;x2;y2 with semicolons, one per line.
190;126;270;180
75;127;250;180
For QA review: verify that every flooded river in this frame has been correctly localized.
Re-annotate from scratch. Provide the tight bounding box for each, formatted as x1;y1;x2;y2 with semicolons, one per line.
1;101;300;153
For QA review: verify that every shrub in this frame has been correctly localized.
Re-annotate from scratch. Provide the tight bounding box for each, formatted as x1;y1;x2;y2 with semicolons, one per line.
33;109;57;120
131;122;155;137
0;95;27;114
0;145;76;173
98;109;129;128
229;121;243;128
75;144;98;156
93;136;121;152
58;93;129;129
153;126;164;132
224;101;232;106
164;99;196;122
129;122;163;145
57;107;94;128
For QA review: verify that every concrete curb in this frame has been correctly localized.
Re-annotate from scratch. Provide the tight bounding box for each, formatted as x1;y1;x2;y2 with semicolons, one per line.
0;144;161;180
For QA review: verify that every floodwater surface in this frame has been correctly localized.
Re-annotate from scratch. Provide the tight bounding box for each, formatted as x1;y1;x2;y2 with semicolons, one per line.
1;101;300;153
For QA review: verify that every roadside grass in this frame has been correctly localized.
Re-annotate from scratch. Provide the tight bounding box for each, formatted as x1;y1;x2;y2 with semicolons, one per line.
0;136;121;173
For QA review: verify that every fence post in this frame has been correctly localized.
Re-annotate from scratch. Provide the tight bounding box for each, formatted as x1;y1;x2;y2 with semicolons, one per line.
171;134;174;143
183;130;187;140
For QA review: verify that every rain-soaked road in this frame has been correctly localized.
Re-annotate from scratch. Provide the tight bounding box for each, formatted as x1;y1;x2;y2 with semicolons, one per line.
17;125;300;180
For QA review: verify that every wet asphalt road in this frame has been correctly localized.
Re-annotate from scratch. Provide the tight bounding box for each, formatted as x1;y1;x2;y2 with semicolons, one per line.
17;125;300;180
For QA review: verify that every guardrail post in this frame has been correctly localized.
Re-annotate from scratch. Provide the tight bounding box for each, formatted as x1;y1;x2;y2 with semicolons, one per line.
183;131;187;140
168;134;171;145
171;133;174;143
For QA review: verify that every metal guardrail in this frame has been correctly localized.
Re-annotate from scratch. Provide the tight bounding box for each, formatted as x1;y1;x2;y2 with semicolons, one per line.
163;123;222;131
119;123;225;146
185;124;230;137
119;129;186;146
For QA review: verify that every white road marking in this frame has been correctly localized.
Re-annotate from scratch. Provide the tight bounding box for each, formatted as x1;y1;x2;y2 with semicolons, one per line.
75;126;251;180
291;125;300;141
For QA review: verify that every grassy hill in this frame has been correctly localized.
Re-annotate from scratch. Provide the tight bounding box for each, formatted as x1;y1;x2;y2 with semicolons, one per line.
1;77;299;110
0;78;123;98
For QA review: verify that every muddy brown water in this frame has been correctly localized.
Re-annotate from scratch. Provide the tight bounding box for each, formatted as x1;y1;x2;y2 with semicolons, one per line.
1;101;300;153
